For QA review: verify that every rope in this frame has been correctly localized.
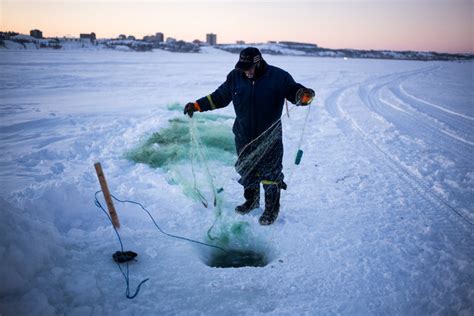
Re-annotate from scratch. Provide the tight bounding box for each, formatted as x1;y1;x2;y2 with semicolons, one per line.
296;102;312;150
189;117;219;207
267;102;314;245
94;193;149;299
285;103;312;184
94;190;229;299
188;116;223;240
190;144;209;208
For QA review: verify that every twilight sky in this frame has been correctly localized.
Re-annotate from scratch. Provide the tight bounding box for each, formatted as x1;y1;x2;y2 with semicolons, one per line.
1;0;473;53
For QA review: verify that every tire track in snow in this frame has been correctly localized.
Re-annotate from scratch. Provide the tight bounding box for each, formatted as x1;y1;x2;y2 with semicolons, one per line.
386;73;474;145
399;82;474;121
325;66;473;230
383;86;474;146
356;68;474;216
359;66;474;147
378;96;410;115
359;68;474;156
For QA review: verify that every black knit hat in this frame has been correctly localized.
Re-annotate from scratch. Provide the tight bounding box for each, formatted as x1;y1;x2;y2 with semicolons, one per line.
235;47;263;71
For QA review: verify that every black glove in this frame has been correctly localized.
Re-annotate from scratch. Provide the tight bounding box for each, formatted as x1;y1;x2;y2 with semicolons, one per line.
296;88;315;106
112;251;137;263
184;102;197;117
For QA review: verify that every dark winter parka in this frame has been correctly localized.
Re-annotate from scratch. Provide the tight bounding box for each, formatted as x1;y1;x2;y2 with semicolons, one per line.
195;60;306;187
196;60;304;152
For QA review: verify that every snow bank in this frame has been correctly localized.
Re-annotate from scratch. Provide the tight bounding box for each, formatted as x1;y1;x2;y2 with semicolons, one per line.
0;199;63;315
2;40;27;50
199;46;232;54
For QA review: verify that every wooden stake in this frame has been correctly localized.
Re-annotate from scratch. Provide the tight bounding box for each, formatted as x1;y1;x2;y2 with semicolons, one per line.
94;162;120;229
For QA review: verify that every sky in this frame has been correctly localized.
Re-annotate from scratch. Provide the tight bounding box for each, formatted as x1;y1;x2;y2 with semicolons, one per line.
1;0;473;53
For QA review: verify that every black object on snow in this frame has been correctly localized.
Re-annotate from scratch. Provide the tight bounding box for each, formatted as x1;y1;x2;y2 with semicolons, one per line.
113;251;138;263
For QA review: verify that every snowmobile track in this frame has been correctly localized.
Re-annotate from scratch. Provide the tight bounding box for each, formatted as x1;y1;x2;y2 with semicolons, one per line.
325;66;473;234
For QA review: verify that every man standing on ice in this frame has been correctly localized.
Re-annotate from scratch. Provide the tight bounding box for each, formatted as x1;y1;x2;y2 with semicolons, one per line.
184;47;314;225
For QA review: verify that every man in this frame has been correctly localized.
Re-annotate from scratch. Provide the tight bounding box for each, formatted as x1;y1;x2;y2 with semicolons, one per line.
184;47;314;225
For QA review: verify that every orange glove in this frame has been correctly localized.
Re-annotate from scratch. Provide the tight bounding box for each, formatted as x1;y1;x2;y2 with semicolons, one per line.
296;88;315;106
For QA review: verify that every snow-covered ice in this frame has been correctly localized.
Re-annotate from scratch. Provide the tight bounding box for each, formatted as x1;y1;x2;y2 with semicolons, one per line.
0;49;473;315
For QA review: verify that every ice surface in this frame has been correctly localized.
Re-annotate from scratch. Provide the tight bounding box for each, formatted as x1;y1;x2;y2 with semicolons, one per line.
0;50;473;315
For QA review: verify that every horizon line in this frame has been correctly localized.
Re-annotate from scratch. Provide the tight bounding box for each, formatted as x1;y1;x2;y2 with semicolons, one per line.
2;30;472;55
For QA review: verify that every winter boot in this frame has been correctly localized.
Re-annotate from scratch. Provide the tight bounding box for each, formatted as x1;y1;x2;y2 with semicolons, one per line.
235;185;260;215
259;184;281;225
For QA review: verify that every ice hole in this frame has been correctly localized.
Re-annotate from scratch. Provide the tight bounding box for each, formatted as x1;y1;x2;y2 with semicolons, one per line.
205;249;269;268
200;221;272;268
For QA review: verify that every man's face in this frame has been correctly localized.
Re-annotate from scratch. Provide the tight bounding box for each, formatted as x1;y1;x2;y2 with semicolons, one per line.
244;64;257;79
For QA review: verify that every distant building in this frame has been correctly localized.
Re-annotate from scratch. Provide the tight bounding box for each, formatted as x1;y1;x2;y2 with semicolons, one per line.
80;32;96;42
155;32;164;43
143;33;164;43
143;35;154;42
30;29;43;39
206;33;217;46
236;40;245;45
279;41;318;48
166;37;176;43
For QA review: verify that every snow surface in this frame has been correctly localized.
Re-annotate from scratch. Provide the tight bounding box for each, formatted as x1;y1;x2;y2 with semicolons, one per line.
2;40;26;50
0;50;473;315
198;46;232;55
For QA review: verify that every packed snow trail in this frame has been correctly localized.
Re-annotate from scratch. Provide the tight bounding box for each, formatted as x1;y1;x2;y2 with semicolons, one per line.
0;51;473;314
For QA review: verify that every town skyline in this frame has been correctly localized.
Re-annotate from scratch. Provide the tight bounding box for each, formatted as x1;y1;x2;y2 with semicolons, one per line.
1;0;472;54
16;29;219;46
5;28;302;48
